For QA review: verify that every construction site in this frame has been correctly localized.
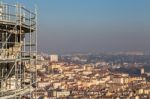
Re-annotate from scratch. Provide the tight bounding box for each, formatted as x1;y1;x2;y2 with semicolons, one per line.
0;2;37;99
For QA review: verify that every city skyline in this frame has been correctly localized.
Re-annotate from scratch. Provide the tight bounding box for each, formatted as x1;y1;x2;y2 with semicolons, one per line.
6;0;150;54
0;1;150;98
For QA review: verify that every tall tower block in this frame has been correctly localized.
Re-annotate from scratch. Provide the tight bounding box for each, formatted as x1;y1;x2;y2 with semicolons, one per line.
50;54;58;62
141;67;144;75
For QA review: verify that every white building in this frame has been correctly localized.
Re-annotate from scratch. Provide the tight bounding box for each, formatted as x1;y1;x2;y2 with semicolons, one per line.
112;77;128;84
38;81;50;88
141;68;144;74
50;54;58;62
53;90;70;98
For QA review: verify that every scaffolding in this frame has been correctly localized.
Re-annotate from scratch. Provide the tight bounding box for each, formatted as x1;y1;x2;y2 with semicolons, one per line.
0;2;37;99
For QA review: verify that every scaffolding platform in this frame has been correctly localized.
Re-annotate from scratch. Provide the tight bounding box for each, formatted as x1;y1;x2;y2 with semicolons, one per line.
0;2;37;99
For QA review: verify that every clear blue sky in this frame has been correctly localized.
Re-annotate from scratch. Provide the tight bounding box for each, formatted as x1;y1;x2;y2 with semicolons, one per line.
5;0;150;54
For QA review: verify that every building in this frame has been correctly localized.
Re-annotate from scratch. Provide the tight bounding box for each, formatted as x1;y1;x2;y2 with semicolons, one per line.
112;76;129;84
53;90;70;98
141;68;144;75
50;54;58;62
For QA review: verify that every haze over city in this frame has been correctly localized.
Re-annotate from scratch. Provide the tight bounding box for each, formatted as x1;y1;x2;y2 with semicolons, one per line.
6;0;150;54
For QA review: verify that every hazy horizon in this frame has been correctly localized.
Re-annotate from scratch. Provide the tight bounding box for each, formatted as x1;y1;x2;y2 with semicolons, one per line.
5;0;150;54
